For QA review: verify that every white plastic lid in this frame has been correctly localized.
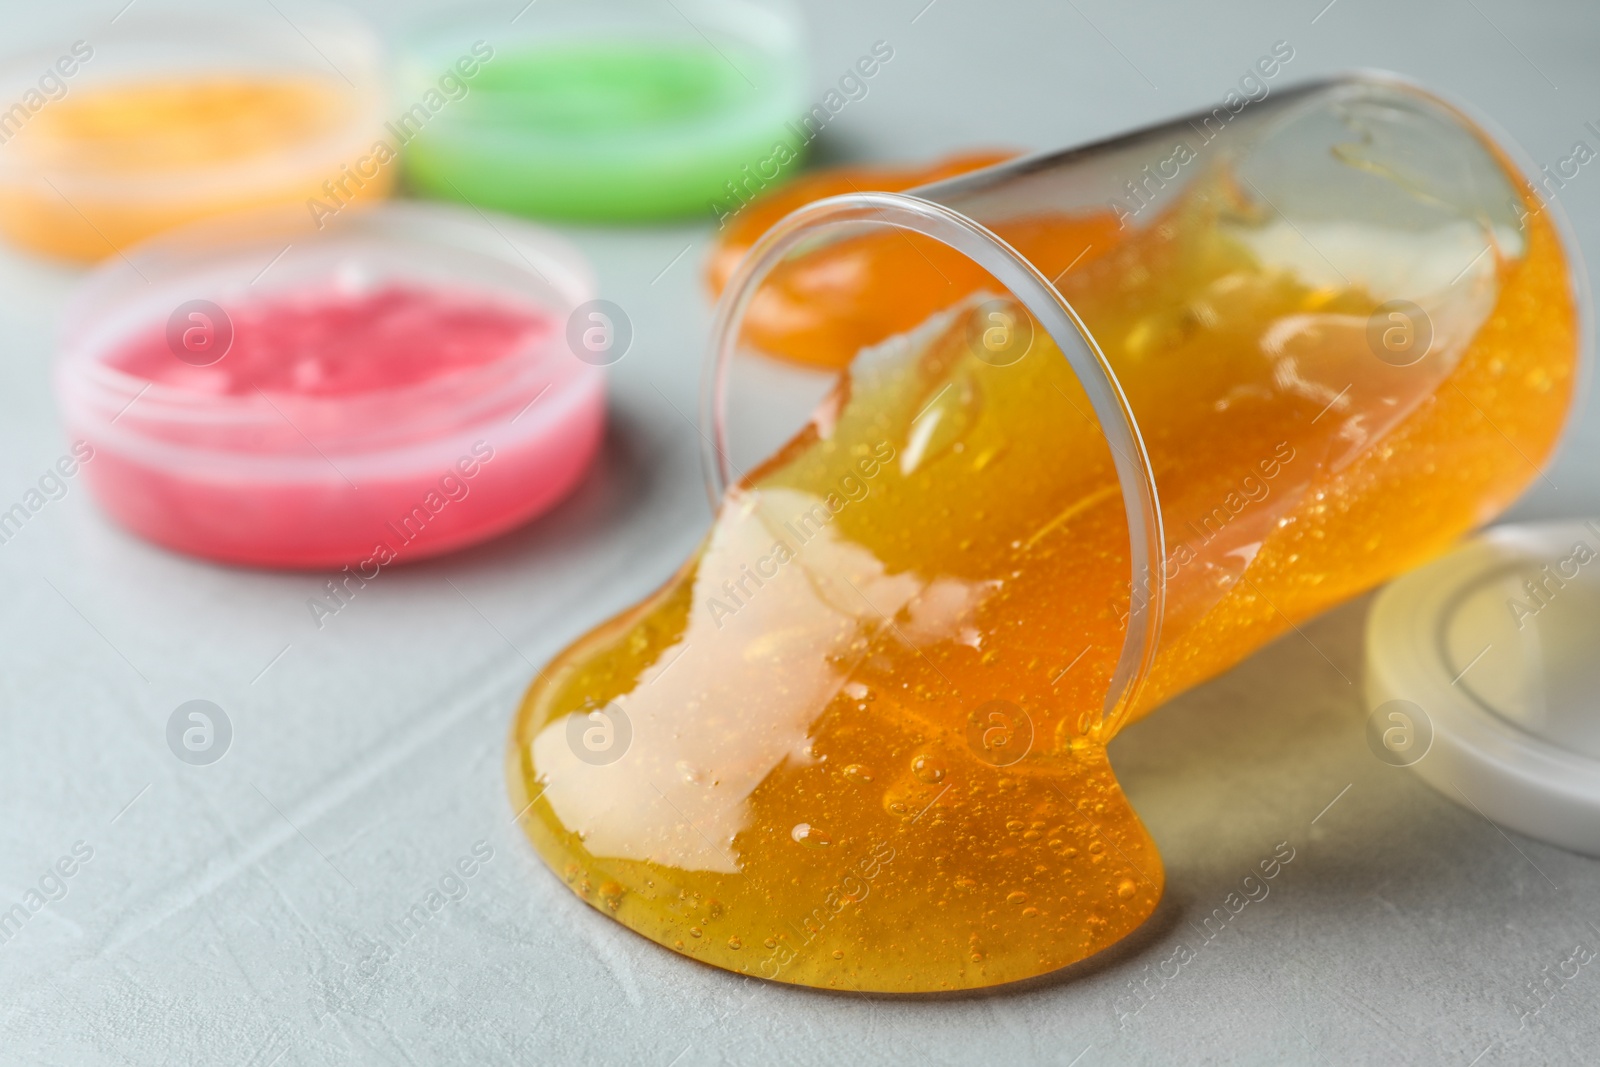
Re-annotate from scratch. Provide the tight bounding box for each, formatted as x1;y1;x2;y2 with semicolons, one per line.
1366;519;1600;856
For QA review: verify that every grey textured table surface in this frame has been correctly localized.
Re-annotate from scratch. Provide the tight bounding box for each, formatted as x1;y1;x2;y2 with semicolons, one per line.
2;1;1599;1064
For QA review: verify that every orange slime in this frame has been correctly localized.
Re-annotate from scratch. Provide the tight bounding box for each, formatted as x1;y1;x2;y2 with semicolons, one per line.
511;170;1575;991
705;151;1130;370
0;78;389;262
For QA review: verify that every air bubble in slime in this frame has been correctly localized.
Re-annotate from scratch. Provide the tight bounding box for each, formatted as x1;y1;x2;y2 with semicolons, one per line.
0;7;391;263
508;77;1586;991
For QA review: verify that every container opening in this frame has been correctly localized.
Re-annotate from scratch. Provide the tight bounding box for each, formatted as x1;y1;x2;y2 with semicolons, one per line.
703;197;1162;733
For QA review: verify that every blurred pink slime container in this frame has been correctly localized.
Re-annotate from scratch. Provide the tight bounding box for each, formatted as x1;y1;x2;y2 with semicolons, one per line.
55;202;605;569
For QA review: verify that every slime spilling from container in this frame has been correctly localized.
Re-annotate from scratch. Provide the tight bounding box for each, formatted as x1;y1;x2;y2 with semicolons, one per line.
509;165;1575;991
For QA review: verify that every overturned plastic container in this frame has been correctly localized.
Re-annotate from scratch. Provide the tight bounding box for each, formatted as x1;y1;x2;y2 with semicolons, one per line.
706;71;1591;742
57;201;604;570
508;73;1589;995
0;2;391;263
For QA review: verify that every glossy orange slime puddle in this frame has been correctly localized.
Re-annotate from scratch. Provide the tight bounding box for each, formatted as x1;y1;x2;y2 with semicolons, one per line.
510;169;1574;992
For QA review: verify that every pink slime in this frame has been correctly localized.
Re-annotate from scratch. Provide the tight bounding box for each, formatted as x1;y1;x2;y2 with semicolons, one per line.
80;282;604;568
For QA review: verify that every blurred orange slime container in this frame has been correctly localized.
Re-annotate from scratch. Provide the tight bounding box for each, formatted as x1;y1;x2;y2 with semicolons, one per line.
511;78;1585;992
705;149;1030;368
0;78;389;262
0;10;389;262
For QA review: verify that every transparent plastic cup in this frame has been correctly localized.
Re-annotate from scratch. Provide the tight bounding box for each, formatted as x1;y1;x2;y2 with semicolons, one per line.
705;71;1592;738
509;73;1589;994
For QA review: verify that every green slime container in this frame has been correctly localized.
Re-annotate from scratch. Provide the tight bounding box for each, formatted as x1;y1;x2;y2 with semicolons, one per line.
397;0;808;222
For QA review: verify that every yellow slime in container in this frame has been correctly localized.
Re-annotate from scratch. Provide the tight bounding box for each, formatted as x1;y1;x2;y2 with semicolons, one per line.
509;158;1576;991
0;77;389;262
